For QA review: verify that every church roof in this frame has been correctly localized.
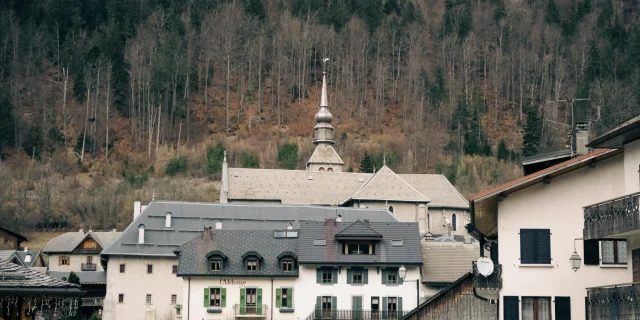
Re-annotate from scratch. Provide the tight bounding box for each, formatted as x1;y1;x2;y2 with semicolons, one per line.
307;143;344;166
335;220;383;239
341;166;430;204
227;167;469;209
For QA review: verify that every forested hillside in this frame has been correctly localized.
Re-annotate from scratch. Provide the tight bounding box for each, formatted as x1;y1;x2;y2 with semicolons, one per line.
0;0;637;232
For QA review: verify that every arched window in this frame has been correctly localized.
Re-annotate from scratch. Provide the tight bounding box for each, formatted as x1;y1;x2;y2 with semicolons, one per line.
319;167;325;171
327;167;334;172
138;224;145;244
451;213;457;231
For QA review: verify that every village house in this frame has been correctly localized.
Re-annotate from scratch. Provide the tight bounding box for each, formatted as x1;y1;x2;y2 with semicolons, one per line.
100;201;399;320
220;69;469;236
0;226;27;251
0;248;45;270
176;218;422;320
467;115;640;320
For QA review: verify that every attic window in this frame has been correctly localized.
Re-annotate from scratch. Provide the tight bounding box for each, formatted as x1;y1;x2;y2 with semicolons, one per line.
391;240;404;247
274;231;286;238
275;231;298;238
314;239;327;246
344;242;375;255
286;231;298;238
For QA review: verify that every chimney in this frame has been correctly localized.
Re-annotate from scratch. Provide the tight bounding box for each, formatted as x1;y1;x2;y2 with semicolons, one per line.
134;201;142;220
363;219;370;225
336;214;342;223
204;226;213;240
575;122;590;155
215;221;222;229
324;218;337;227
23;247;28;252
165;212;172;228
78;229;84;233
219;151;229;203
138;224;145;244
112;229;117;232
287;223;293;230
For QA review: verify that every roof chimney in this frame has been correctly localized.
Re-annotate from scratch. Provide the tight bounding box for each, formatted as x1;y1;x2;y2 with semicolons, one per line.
215;221;222;229
134;201;142;220
78;229;84;233
220;151;229;203
325;218;337;227
23;247;28;252
575;122;590;155
287;223;293;230
112;229;117;232
364;219;370;225
204;225;213;240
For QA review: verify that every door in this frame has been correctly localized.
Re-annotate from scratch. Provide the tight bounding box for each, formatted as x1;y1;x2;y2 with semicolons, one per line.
633;249;640;282
352;296;362;320
371;297;380;319
245;288;257;314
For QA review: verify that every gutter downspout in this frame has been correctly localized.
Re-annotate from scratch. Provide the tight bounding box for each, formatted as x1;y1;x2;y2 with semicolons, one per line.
270;277;274;320
187;277;191;320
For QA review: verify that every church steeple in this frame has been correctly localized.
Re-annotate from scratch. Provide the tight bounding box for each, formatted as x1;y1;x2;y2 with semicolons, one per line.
307;59;344;172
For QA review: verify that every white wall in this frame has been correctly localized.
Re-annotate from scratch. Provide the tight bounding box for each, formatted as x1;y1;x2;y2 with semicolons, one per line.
47;254;103;272
184;277;297;320
624;139;640;194
103;256;182;320
497;154;628;320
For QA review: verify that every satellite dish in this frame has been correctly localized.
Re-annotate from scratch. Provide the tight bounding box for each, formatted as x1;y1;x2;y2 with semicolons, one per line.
477;257;495;276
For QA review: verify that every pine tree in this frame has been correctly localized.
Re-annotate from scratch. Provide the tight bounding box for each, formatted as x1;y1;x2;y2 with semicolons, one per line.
545;0;561;25
497;139;510;161
0;89;14;156
277;142;299;170
522;106;542;157
359;152;374;173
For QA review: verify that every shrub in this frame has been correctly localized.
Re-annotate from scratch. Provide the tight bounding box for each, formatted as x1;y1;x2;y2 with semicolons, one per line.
206;143;226;175
277;142;298;170
239;152;260;168
166;156;189;176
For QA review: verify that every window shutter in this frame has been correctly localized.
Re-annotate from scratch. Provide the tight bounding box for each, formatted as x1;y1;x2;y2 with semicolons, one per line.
490;241;499;264
240;288;246;315
398;297;403;312
316;268;321;284
585;296;589;320
520;229;536;264
583;240;600;265
382;297;388;320
633;249;640;282
287;288;293;308
332;296;337;310
554;296;571;320
347;268;353;284
536;229;551;264
204;288;210;307
363;268;368;284
316;296;321;311
503;296;519;320
276;289;282;308
332;268;338;284
257;288;263;314
221;288;226;307
381;269;387;284
58;256;62;266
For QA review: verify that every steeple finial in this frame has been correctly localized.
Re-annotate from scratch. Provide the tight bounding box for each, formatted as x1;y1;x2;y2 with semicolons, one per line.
383;153;386;166
321;58;329;107
223;150;227;162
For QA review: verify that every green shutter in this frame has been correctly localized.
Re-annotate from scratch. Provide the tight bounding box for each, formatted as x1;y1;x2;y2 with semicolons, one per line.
332;268;338;284
204;288;210;307
347;268;353;284
316;296;321;311
276;289;282;308
287;288;293;308
332;296;337;310
382;297;388;320
221;288;226;308
363;269;368;284
257;288;263;314
398;297;403;312
353;296;362;320
382;269;387;284
240;288;246;315
317;268;321;284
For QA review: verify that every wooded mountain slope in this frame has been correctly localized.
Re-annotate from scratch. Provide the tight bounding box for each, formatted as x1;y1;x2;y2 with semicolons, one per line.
0;0;637;231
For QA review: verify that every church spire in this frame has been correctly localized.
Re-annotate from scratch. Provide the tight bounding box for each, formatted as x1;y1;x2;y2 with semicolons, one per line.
313;58;334;145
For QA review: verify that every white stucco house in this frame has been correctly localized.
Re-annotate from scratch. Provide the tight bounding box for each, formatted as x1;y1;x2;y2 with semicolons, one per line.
176;218;422;320
468;115;640;320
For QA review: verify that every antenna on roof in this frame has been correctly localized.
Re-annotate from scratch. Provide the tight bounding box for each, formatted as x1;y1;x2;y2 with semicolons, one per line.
152;188;156;201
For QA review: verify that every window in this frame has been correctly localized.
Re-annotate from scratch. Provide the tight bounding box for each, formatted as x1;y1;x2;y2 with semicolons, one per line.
83;239;98;249
282;259;293;272
118;294;124;303
146;294;152;304
147;264;153;274
321;296;332;311
274;231;286;238
172;265;178;274
119;264;125;273
286;231;298;238
59;256;69;266
519;229;551;264
319;167;325;171
352;269;363;284
277;288;293;309
171;295;177;305
391;240;403;247
314;239;326;246
327;167;333;172
86;256;93;264
385;268;399;284
211;259;222;271
522;297;551;320
388;297;398;312
344;242;375;255
274;231;298;238
210;288;221;307
371;297;379;312
602;240;627;264
247;259;258;271
451;213;457;231
322;269;333;284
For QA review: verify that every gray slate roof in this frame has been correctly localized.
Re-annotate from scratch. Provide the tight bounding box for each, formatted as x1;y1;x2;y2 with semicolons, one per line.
0;250;23;267
47;271;107;284
521;148;573;165
307;144;344;165
335;220;382;239
341;166;430;203
177;229;298;277
15;250;41;267
421;241;479;283
298;221;422;265
227;168;469;209
44;231;122;253
103;201;397;257
0;259;81;295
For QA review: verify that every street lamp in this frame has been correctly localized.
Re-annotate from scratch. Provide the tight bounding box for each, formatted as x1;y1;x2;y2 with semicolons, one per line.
570;239;582;272
398;265;421;309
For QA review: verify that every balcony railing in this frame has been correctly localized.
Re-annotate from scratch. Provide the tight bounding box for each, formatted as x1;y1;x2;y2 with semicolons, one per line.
584;192;640;240
305;310;409;320
81;297;104;307
472;261;502;290
587;282;640;320
233;304;267;317
81;263;97;271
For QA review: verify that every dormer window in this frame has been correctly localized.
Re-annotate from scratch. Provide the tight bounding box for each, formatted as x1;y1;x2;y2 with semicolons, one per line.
211;259;222;271
277;252;297;272
247;259;258;271
206;251;228;272
282;259;293;271
344;242;375;255
242;251;263;272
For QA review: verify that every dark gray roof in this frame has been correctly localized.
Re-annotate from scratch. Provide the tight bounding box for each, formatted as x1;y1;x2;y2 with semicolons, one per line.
15;250;41;267
298;221;422;265
0;226;27;242
47;271;107;284
335;220;382;239
521;148;573;165
44;231;122;253
588;115;640;148
0;250;20;264
0;260;82;296
177;228;298;277
103;200;397;257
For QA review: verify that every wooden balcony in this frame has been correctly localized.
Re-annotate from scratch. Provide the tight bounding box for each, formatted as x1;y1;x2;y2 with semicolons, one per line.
584;192;640;240
233;304;268;317
472;261;501;301
587;282;640;320
81;263;97;271
305;310;408;320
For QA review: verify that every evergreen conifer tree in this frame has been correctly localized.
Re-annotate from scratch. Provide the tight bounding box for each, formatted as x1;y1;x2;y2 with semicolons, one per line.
522;107;542;157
